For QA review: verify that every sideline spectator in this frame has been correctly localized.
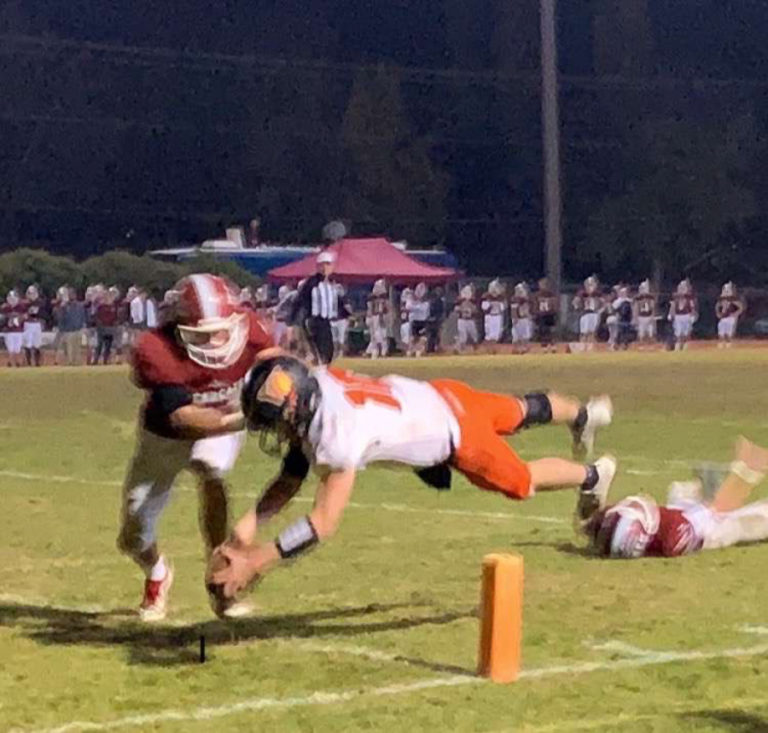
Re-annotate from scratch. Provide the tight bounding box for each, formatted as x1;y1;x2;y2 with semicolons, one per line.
534;278;558;353
481;279;506;348
145;292;158;329
51;285;70;365
427;286;446;353
366;279;390;358
58;287;87;365
1;289;25;367
399;287;413;351
669;279;697;351
273;284;296;349
612;285;634;351
93;288;119;364
407;282;430;357
331;283;351;358
634;279;657;349
510;282;534;354
128;286;146;346
572;276;602;351
716;282;745;349
454;284;479;353
22;284;44;367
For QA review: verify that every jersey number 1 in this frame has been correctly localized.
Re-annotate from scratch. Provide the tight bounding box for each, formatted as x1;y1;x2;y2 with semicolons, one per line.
328;369;402;410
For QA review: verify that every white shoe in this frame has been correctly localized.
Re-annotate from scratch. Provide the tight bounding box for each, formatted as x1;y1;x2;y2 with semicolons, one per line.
667;480;703;505
139;561;174;623
208;592;255;620
572;396;613;460
576;455;617;525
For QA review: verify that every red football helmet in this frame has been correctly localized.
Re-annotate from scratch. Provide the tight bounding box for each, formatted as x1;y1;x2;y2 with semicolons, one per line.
173;274;248;369
584;495;660;558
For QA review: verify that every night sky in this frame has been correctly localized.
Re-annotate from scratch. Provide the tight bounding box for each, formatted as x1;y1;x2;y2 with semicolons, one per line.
2;1;768;279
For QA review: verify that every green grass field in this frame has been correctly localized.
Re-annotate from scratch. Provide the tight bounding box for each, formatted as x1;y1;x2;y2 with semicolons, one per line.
2;351;768;732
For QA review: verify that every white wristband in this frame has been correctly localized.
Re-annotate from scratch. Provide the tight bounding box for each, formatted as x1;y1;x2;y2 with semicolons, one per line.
730;460;765;486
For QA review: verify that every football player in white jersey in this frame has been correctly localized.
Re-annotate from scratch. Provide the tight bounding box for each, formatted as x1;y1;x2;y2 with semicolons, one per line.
206;356;616;600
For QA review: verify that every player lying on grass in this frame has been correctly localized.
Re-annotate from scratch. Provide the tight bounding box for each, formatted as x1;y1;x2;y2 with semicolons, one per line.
206;355;616;603
117;274;275;622
581;437;768;558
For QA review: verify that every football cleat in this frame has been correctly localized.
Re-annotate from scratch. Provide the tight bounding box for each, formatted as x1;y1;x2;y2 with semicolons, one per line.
576;455;617;526
208;589;254;620
138;561;174;623
572;395;613;461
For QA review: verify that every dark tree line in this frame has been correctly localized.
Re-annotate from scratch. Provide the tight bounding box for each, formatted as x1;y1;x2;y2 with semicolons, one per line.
1;0;768;283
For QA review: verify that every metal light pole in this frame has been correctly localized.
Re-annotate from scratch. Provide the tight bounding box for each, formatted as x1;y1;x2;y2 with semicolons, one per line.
540;0;563;296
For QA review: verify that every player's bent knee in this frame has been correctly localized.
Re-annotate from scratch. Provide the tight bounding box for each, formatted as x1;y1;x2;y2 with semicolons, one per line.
521;392;553;428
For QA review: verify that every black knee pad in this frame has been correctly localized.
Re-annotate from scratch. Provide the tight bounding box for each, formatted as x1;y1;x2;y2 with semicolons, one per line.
522;392;552;427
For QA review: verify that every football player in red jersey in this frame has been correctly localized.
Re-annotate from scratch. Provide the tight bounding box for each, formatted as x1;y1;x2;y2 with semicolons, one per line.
581;437;768;559
715;282;745;349
117;274;274;621
1;290;25;367
668;279;698;351
21;284;45;366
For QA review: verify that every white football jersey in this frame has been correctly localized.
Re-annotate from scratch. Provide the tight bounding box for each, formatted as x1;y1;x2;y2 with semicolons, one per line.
306;367;459;471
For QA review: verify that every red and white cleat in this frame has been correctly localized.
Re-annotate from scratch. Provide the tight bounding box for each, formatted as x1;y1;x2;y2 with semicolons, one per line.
139;562;174;623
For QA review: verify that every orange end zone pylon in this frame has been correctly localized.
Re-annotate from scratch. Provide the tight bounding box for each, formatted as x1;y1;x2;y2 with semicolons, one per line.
477;553;523;683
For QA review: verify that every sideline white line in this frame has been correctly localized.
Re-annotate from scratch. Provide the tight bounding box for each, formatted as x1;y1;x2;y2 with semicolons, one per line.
24;641;768;733
1;469;566;526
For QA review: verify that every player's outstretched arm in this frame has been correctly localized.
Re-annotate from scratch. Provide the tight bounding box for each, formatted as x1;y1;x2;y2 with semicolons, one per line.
230;449;310;546
208;468;356;599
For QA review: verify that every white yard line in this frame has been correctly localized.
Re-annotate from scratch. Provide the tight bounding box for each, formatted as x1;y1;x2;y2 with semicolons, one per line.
0;469;566;526
585;640;664;657
0;470;122;487
738;624;768;636
23;641;768;733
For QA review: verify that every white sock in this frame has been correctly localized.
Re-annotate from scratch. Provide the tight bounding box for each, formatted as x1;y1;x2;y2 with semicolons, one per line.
149;556;167;581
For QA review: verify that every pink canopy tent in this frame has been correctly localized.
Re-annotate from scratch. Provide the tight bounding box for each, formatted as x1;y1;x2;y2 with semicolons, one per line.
267;238;458;285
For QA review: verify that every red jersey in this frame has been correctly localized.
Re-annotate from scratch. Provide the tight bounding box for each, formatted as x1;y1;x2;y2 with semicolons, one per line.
133;311;273;436
535;289;557;317
481;295;506;317
21;298;44;324
455;299;477;320
574;290;602;313
634;294;656;317
716;296;743;318
645;507;703;558
510;296;532;319
95;302;119;328
671;294;696;316
1;303;25;332
367;296;389;318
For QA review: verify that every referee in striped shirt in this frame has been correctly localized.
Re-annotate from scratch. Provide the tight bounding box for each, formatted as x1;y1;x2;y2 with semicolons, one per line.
290;251;345;364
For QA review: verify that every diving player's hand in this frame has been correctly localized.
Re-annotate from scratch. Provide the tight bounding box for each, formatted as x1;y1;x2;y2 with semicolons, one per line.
207;542;277;599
